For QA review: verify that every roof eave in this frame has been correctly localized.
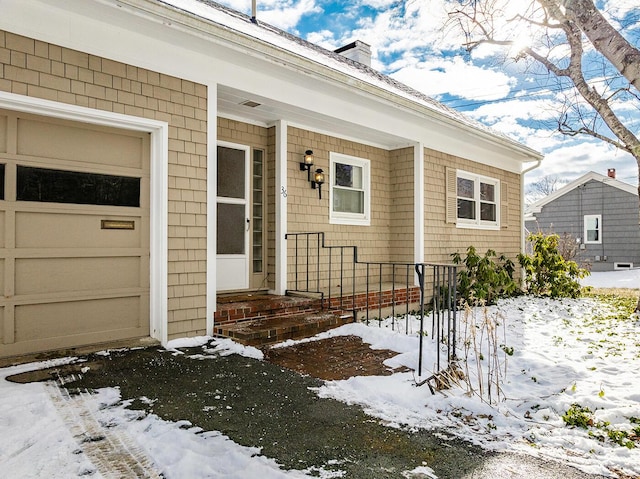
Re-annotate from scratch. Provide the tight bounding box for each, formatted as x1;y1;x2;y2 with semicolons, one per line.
112;0;542;163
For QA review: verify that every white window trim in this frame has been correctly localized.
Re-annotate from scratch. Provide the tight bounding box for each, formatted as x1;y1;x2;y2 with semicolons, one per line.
456;170;500;230
329;152;371;226
584;214;602;244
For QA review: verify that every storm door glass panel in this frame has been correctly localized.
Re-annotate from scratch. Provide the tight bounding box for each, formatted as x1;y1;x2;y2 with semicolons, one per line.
457;177;475;220
217;146;245;199
217;203;245;254
252;149;264;273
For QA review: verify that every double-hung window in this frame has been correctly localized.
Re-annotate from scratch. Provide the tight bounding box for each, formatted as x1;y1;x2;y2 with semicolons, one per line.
329;152;370;226
584;214;602;244
455;170;500;229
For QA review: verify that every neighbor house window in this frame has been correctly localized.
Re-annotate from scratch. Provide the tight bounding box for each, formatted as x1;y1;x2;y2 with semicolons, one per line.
329;152;370;225
584;214;602;244
455;170;500;229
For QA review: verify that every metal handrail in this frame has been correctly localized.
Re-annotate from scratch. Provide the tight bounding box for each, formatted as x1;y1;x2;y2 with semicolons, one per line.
285;232;458;381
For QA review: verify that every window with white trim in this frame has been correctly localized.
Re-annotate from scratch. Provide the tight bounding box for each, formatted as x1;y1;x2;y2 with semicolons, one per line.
329;152;370;225
455;170;500;229
584;214;602;244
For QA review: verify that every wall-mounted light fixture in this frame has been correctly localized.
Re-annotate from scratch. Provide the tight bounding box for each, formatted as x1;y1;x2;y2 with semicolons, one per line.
299;150;314;181
311;168;325;199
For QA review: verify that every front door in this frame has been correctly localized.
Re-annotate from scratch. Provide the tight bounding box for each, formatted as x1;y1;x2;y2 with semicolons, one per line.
216;143;250;291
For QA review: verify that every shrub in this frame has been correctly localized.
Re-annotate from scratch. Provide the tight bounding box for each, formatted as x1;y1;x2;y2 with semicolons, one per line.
518;233;589;298
451;246;520;305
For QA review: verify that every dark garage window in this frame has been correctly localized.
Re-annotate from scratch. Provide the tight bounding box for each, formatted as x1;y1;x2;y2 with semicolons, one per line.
17;166;140;207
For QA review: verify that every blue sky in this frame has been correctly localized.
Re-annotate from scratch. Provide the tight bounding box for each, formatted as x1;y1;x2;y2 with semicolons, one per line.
216;0;640;192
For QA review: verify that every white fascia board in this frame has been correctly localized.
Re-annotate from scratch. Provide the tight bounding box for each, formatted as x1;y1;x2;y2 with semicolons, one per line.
1;0;541;170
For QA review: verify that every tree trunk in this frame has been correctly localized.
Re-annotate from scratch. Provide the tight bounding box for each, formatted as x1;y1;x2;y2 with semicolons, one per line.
561;0;640;92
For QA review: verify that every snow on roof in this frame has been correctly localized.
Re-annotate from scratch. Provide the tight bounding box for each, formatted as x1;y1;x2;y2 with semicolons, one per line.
157;0;537;154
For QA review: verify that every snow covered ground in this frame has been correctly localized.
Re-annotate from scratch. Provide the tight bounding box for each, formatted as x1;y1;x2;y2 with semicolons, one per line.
1;270;639;478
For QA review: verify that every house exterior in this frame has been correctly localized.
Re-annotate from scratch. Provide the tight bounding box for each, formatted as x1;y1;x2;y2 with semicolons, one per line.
525;171;640;271
0;0;542;358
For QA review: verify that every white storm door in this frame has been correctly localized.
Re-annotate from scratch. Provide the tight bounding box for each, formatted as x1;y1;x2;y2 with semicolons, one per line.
216;143;250;291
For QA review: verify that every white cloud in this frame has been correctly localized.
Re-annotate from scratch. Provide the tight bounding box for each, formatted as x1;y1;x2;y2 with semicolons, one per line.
526;139;638;187
258;0;321;30
356;0;397;8
470;97;558;123
391;56;516;100
305;29;338;50
216;0;321;30
339;0;459;59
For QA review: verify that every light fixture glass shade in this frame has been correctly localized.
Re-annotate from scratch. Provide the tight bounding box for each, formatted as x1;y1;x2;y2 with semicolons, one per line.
304;150;314;165
313;168;325;185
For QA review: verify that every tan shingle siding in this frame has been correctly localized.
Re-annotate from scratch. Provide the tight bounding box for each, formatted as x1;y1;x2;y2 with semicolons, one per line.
286;126;396;286
424;148;521;266
0;31;208;340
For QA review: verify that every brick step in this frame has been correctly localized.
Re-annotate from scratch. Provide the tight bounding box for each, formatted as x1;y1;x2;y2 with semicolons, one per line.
213;311;353;347
215;295;322;324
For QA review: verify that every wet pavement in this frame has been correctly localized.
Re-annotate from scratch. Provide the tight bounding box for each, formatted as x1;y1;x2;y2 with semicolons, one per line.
16;340;609;479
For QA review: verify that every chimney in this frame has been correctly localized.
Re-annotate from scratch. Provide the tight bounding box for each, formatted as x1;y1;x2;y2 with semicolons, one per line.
334;41;371;67
607;168;616;179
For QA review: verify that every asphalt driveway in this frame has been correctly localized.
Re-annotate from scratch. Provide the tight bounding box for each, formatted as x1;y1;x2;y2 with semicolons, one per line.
10;340;609;479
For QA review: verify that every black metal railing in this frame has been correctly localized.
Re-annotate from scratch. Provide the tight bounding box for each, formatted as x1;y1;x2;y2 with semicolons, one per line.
285;232;458;382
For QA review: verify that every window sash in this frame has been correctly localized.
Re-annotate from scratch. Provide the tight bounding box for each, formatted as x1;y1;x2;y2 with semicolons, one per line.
456;172;499;227
584;215;601;243
330;153;370;225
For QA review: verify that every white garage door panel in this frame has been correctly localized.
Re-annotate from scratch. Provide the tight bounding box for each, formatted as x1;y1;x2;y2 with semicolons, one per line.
16;118;145;169
15;212;143;249
15;257;141;295
14;297;146;342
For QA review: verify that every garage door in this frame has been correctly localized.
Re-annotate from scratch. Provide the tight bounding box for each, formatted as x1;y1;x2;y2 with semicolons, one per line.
0;109;150;358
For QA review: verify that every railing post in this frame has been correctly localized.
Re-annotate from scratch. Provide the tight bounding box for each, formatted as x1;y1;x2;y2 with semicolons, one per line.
391;266;396;331
316;233;321;295
451;265;457;360
378;263;383;323
415;263;425;377
352;247;356;321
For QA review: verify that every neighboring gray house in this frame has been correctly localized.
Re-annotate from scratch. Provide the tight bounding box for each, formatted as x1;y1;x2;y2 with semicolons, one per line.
525;170;640;272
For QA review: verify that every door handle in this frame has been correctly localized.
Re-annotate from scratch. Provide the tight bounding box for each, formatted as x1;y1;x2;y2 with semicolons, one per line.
246;218;250;231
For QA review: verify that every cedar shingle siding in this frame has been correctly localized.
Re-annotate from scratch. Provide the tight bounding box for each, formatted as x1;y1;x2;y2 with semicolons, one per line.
0;31;209;339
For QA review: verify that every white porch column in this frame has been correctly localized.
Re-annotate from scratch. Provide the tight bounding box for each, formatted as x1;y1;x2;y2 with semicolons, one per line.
206;85;218;332
414;141;425;271
274;120;288;295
